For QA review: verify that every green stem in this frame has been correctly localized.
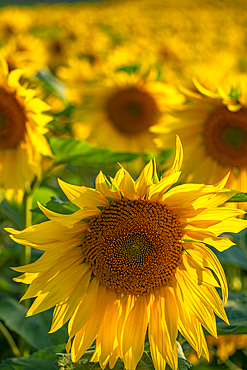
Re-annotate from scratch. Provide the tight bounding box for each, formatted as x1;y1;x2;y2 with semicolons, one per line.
18;191;34;358
211;347;243;370
20;192;33;306
0;322;21;357
223;358;242;370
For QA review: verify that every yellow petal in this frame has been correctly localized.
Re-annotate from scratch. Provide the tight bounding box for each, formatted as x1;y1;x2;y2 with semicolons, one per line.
71;284;107;362
49;269;91;333
121;296;148;370
118;171;137;200
95;171;121;200
185;243;228;304
7;69;23;88
6;221;85;248
184;226;235;251
175;290;209;360
26;264;87;316
181;253;220;287
193;77;217;99
149;289;178;370
147;171;181;201
186;207;245;226
13;272;39;284
37;202;101;228
68;278;99;339
95;290;121;369
113;167;125;188
175;269;217;337
134;160;153;198
58;178;109;208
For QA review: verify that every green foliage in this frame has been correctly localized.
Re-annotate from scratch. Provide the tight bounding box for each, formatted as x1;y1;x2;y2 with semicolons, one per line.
0;297;53;350
0;344;65;370
226;192;247;202
49;137;140;167
217;297;247;335
36;68;67;101
32;196;79;215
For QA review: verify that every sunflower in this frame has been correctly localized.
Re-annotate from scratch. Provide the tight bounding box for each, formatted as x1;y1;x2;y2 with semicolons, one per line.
0;57;52;202
207;334;247;361
7;137;247;369
72;69;184;172
158;77;247;204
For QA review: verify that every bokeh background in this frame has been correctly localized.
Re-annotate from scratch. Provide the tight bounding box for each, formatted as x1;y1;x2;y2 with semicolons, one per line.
1;0;247;369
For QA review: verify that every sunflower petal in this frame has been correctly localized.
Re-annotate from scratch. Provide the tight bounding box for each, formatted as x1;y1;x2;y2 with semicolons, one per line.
58;178;109;208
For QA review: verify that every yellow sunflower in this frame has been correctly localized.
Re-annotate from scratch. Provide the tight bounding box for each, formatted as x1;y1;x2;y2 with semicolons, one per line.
72;69;184;172
0;57;52;202
7;137;247;370
207;334;247;361
158;77;247;203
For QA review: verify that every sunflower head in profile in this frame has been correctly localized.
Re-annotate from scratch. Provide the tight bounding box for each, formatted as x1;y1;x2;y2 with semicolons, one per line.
7;137;247;370
158;76;247;208
0;56;52;202
71;68;184;172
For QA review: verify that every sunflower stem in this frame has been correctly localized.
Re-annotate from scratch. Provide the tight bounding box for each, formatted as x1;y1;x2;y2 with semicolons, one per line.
0;322;21;357
20;191;33;305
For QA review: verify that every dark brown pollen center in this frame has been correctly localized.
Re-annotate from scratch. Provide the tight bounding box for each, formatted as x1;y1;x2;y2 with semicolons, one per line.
82;198;183;295
106;87;159;135
203;105;247;168
0;87;26;149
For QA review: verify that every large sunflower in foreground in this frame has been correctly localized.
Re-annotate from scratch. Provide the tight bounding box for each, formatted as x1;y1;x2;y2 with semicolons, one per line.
158;77;247;203
7;137;247;370
0;57;52;202
72;69;184;172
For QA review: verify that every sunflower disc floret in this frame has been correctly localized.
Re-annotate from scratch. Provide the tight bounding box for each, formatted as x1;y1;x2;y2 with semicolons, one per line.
83;198;183;295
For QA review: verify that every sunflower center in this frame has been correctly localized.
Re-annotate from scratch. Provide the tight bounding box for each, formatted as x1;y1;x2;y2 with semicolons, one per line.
203;106;247;168
82;198;183;295
0;87;26;149
106;87;159;134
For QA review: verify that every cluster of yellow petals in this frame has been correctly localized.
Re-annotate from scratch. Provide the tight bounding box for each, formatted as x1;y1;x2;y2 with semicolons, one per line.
6;138;247;370
0;57;52;202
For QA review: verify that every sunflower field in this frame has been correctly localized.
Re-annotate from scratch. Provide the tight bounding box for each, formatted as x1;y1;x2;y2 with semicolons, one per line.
2;0;247;369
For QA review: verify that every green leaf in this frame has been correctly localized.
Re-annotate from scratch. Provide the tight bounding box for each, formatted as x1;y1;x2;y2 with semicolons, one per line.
0;199;22;229
49;137;140;166
116;64;141;74
226;192;247;202
212;244;247;270
36;67;67;101
204;293;247;336
0;344;65;370
0;357;56;370
144;149;173;165
32;196;79;215
0;297;53;350
32;187;58;209
216;297;247;335
229;87;240;100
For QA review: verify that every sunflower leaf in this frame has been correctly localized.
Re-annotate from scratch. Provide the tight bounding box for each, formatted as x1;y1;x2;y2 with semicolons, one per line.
226;192;247;202
216;296;247;335
0;344;65;370
36;67;67;101
32;196;79;215
49;137;140;166
0;297;52;350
